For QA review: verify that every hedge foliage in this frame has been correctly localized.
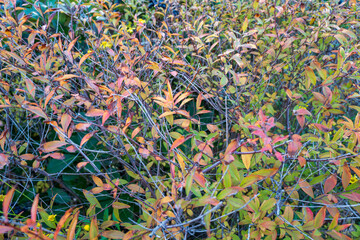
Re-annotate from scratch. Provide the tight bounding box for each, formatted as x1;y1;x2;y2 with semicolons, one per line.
0;0;360;239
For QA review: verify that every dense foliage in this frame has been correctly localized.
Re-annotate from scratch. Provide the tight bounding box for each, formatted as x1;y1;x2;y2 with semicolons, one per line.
0;0;360;239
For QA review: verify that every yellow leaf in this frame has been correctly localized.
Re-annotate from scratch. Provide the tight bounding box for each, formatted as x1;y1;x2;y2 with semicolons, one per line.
241;146;253;170
242;17;248;32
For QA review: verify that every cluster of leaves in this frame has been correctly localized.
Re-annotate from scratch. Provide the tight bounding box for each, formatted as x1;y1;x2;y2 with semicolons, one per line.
0;0;360;239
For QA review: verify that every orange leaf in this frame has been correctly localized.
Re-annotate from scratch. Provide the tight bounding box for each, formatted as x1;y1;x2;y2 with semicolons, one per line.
25;105;47;119
43;141;67;153
80;131;97;147
25;78;36;98
298;179;314;198
224;140;238;156
54;208;73;239
0;153;10;169
314;207;326;228
194;171;206;188
342;163;351;189
127;184;145;194
54;74;79;81
112;202;131;209
67;211;79;240
76;162;88;170
170;136;185;151
3;188;15;221
61;113;72;133
75;123;92;131
160;196;173;205
92;175;103;187
324;174;337;194
30;194;39;226
298;156;306;167
90;216;99;240
86;109;105;117
20;154;35;160
79;51;93;68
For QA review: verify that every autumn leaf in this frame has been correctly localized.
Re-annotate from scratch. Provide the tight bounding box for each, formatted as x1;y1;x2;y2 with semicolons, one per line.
314;207;326;228
24;105;48;119
170;136;185;151
112;202;131;209
324;174;337;194
80;131;97;147
241;146;253;169
342;192;360;202
75;123;92;131
298;179;314;198
342;163;351;189
0;153;9;169
43;141;68;153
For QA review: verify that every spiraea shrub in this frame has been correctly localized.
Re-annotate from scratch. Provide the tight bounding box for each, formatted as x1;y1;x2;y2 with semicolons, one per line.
0;0;360;239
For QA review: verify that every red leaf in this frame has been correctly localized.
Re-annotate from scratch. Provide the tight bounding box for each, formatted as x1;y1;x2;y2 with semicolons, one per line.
324;174;337;194
0;226;13;234
313;123;331;132
296;115;305;128
275;152;284;162
342;192;360;202
304;207;313;222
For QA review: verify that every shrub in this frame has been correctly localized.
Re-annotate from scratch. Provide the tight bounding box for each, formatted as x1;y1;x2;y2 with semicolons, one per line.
0;0;359;239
